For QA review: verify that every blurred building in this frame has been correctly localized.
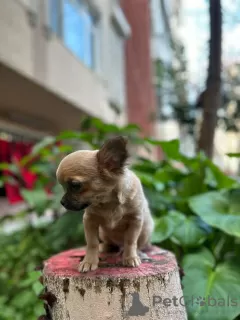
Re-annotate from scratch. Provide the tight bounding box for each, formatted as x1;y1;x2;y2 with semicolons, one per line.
0;0;158;205
150;0;185;145
0;0;130;205
121;0;156;136
0;0;131;140
151;0;174;121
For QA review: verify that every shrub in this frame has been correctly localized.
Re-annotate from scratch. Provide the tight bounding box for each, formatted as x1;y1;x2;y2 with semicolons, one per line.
0;117;240;320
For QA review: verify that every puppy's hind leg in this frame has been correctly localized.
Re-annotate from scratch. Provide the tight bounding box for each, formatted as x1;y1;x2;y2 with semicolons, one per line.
137;226;153;250
137;217;154;258
99;227;119;253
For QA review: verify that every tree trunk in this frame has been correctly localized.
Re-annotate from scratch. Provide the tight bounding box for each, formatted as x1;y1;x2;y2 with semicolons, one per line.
42;246;187;320
198;0;222;158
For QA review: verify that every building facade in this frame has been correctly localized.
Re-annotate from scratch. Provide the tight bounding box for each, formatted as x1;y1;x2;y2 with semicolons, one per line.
0;0;159;206
0;0;130;139
121;0;156;136
150;0;180;143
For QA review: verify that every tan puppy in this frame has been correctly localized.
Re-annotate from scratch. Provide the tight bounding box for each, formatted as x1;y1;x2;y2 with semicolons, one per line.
56;136;154;272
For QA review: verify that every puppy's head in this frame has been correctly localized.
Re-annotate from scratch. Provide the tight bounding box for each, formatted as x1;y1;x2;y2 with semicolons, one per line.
56;136;128;211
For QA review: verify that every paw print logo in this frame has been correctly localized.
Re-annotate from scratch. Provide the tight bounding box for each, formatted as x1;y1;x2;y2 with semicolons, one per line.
128;292;149;317
195;296;206;307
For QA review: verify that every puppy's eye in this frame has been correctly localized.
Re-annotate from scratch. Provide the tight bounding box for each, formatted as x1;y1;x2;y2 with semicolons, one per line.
70;180;82;190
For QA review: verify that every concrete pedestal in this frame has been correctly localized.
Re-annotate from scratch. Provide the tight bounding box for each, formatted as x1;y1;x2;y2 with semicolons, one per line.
42;246;187;320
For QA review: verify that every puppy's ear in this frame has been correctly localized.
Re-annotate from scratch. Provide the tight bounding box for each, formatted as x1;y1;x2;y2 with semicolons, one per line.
97;136;128;173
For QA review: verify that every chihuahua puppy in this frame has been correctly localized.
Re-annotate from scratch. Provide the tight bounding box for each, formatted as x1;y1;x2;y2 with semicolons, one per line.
56;136;154;272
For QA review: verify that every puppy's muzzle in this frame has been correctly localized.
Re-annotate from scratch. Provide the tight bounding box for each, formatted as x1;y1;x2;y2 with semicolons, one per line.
60;198;66;206
60;196;90;211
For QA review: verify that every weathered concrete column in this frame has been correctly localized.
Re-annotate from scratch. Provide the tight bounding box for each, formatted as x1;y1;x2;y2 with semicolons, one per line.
42;246;187;320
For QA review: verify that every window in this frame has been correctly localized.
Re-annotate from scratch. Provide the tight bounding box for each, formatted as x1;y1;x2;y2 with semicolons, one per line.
49;0;62;36
107;5;130;109
108;23;125;109
49;0;97;69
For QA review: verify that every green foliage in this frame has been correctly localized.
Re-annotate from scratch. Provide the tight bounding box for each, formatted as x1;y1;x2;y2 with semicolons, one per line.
190;189;240;237
0;117;240;320
152;210;185;243
0;228;46;320
21;189;51;214
182;249;240;320
171;215;208;248
227;153;240;158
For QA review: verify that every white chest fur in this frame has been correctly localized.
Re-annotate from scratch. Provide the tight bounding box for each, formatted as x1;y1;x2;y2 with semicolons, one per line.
101;205;124;229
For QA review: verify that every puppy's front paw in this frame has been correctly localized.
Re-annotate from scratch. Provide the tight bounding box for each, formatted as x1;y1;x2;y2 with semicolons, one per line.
78;256;99;273
122;255;141;267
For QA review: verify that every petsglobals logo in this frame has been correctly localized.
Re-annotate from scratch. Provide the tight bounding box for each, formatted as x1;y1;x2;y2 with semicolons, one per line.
126;292;240;317
153;295;240;308
128;292;149;316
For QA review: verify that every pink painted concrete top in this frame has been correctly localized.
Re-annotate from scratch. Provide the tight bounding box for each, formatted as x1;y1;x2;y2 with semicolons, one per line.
44;246;178;279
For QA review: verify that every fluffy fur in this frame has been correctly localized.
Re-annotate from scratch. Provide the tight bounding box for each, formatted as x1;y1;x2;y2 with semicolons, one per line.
56;136;154;272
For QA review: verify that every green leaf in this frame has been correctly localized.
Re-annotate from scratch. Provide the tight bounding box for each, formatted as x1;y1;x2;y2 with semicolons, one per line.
0;163;19;175
146;139;181;159
90;118;120;133
135;171;165;191
0;163;11;170
32;281;44;295
144;187;174;213
189;189;240;237
30;163;52;175
19;271;42;288
80;116;93;130
21;189;49;214
0;175;15;188
11;290;35;308
134;171;155;188
122;123;140;132
205;160;236;189
57;131;93;142
182;249;240;320
204;167;218;188
31;136;56;156
46;211;85;250
155;166;186;183
178;173;207;197
133;159;161;175
171;216;207;247
58;145;74;153
226;153;240;157
159;139;180;159
152;210;185;243
33;302;45;317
